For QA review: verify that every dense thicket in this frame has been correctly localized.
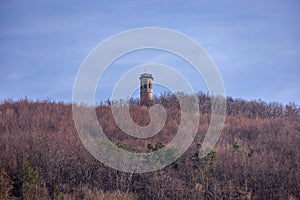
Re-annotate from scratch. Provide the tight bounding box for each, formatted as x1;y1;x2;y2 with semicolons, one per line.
0;93;299;199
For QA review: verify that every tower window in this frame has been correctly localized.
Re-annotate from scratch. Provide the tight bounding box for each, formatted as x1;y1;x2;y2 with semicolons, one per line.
143;84;147;89
149;83;152;89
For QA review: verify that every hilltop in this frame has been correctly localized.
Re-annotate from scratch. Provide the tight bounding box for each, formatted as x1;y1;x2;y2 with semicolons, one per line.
0;93;299;199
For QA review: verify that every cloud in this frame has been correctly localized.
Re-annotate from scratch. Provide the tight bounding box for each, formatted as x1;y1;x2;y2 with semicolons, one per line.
0;0;299;104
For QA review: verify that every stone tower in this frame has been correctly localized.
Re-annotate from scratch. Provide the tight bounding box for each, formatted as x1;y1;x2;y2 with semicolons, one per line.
139;72;153;106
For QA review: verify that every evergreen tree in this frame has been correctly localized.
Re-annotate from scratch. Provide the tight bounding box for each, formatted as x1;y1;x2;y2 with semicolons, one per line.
12;154;37;199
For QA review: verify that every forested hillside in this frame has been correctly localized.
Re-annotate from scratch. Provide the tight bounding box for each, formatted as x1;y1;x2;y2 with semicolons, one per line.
0;93;299;199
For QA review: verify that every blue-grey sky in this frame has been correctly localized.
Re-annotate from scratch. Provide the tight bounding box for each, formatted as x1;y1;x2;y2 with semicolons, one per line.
1;0;299;104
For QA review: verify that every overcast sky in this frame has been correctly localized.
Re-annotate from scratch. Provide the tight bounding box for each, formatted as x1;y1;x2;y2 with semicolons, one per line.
1;0;299;104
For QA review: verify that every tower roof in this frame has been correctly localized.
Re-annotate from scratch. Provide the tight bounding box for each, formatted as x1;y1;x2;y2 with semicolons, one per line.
139;73;153;80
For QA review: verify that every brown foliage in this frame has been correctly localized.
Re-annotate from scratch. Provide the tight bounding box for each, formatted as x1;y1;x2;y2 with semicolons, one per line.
0;95;299;199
